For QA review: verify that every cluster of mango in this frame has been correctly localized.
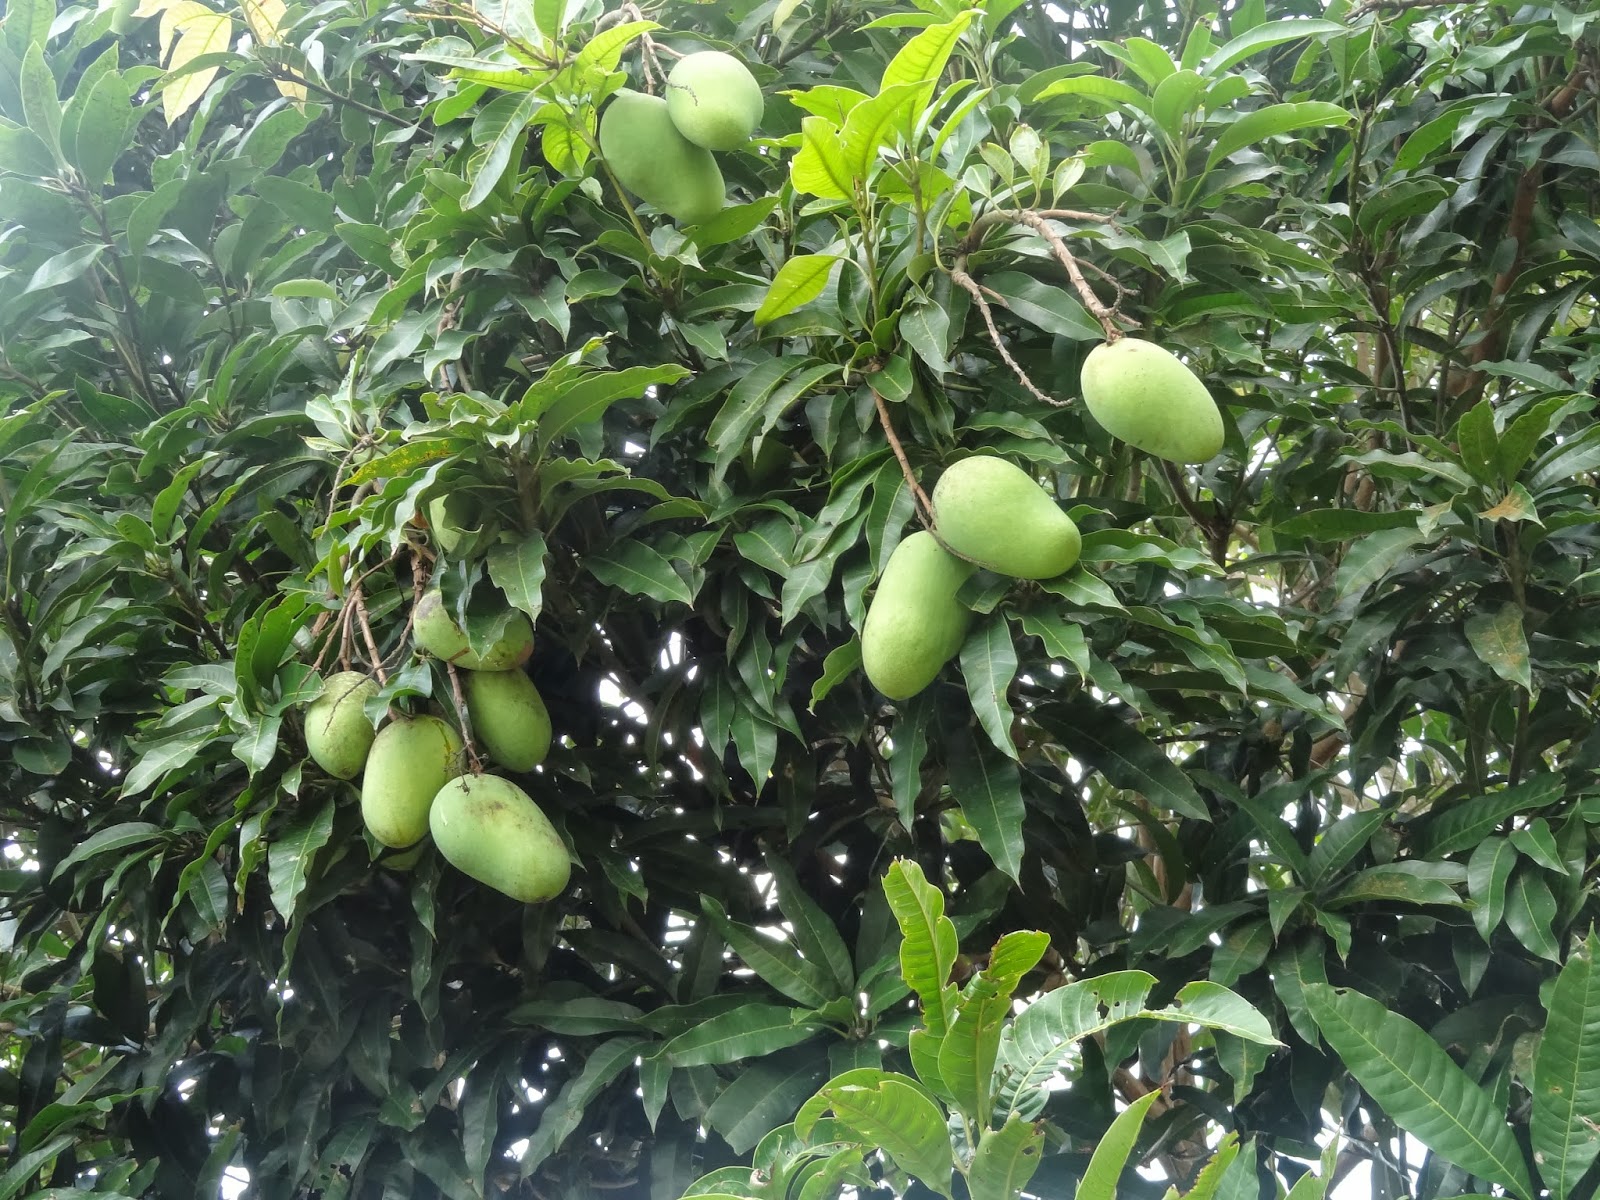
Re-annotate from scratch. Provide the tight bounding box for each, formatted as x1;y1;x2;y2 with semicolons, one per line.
599;50;763;225
862;337;1224;699
302;580;570;903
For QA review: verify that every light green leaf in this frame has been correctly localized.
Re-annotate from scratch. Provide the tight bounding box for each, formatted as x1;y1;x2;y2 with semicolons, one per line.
1204;19;1347;76
815;1078;953;1196
1206;101;1352;169
1078;1089;1163;1200
883;859;959;1035
1031;74;1148;109
879;11;976;109
755;255;842;326
1464;602;1531;690
1304;984;1534;1197
967;1116;1046;1200
1530;932;1600;1200
488;532;548;623
790;116;853;199
839;82;922;177
1335;526;1425;599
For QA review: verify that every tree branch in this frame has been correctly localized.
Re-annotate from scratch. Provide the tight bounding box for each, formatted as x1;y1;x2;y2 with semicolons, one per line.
872;387;933;525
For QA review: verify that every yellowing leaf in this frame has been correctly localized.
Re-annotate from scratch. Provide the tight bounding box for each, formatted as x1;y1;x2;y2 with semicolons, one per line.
790;116;853;200
157;0;212;57
240;0;285;44
162;10;234;125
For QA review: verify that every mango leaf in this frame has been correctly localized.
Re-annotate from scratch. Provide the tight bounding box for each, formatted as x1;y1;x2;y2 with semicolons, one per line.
765;855;855;995
936;930;1049;1120
960;616;1018;758
1059;699;1209;820
1467;837;1516;940
814;1077;953;1197
947;728;1025;883
1204;19;1346;75
161;8;233;126
1206;101;1352;169
879;11;975;111
1506;870;1561;962
1530;932;1600;1200
790;116;853;199
967;1116;1046;1200
1464;602;1531;690
883;859;958;1035
1304;984;1534;1197
701;896;838;1008
665;1004;825;1066
585;542;694;606
518;1037;646;1174
755;255;842;326
1078;1089;1162;1200
1414;775;1564;857
487;531;548;623
267;798;333;924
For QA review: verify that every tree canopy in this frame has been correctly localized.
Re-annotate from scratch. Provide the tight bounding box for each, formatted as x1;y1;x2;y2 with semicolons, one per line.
2;0;1599;1197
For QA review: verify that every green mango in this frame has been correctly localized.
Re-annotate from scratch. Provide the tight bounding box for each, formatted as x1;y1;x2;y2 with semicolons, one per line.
931;455;1081;580
1079;337;1225;464
361;714;464;848
413;589;534;671
430;774;571;902
861;531;976;700
465;669;552;772
304;671;379;779
598;89;725;226
665;51;763;151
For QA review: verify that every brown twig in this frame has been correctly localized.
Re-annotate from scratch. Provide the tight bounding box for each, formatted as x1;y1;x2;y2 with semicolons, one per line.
871;387;933;525
1010;210;1128;341
445;662;483;773
1160;460;1226;565
352;586;390;686
949;266;1067;407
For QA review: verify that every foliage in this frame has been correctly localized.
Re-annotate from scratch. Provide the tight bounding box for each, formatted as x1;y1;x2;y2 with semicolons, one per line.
1;0;1599;1196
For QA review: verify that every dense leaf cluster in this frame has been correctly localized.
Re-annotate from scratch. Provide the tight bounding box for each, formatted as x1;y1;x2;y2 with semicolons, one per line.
1;0;1598;1196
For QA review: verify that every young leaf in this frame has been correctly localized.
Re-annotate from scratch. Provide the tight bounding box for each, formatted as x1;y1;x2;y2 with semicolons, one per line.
883;860;959;1035
755;255;843;326
1304;984;1534;1197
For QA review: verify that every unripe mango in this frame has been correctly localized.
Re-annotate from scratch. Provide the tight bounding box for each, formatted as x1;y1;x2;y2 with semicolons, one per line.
413;589;534;671
464;669;552;772
1079;338;1225;464
361;715;464;848
861;531;976;700
931;455;1081;580
430;774;571;902
599;89;725;226
304;671;379;779
665;51;763;151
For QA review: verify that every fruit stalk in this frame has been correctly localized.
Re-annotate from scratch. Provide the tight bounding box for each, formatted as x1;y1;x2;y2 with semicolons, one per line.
871;386;933;525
